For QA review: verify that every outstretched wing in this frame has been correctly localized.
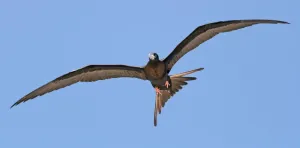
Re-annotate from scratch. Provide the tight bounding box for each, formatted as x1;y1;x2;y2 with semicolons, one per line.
11;65;147;108
163;19;289;72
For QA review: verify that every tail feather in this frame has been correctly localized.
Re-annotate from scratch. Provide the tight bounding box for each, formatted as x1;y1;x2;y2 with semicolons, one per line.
154;68;204;126
170;68;204;77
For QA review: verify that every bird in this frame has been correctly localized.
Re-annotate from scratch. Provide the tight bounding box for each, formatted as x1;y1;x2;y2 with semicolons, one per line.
11;19;289;126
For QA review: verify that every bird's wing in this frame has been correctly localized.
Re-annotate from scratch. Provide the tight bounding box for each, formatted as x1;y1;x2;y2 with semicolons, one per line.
163;19;289;72
11;65;147;108
154;68;204;126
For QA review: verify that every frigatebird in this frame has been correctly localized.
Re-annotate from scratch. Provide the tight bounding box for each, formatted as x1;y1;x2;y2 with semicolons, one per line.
11;19;289;126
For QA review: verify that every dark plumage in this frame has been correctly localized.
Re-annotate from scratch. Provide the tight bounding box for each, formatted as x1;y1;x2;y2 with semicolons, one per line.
11;19;289;126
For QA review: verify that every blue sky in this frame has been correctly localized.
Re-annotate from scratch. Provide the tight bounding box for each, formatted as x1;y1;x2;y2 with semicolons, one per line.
0;0;298;147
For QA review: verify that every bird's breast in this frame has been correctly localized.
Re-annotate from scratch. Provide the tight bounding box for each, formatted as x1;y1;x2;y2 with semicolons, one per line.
144;61;167;80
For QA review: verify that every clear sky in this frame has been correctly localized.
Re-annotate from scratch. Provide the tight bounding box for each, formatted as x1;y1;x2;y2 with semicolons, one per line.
0;0;298;147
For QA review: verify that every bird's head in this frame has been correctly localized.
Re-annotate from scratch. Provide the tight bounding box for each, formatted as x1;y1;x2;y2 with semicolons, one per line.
148;52;159;61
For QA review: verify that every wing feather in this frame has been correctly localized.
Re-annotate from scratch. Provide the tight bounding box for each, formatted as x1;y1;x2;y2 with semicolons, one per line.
11;65;146;108
163;19;289;71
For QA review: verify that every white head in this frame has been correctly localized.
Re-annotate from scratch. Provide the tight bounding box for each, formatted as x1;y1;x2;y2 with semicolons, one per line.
148;52;159;61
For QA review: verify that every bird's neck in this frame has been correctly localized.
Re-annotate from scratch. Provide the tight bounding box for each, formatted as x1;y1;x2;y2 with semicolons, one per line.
148;59;160;65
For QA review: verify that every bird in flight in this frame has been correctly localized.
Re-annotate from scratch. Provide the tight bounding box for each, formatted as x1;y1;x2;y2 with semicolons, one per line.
11;19;289;126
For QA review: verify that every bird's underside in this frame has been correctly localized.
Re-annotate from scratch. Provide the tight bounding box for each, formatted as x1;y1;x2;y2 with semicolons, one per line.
153;68;204;126
10;19;289;126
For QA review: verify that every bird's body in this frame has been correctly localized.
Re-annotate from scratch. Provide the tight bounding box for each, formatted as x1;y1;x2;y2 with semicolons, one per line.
144;59;167;81
144;55;171;92
11;19;289;126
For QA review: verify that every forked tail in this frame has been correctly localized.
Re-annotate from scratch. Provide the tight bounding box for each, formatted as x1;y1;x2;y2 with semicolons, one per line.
154;68;204;126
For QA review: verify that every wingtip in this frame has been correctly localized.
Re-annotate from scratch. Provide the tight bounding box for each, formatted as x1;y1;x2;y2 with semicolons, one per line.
241;19;290;25
10;100;22;109
10;103;17;109
267;19;290;24
277;20;290;24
